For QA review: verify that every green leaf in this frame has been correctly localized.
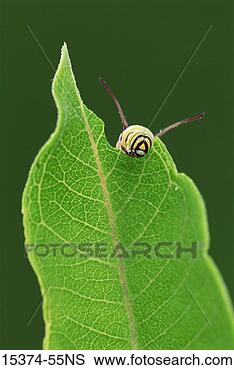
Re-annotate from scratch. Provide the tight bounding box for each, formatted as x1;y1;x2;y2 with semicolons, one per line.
22;43;234;350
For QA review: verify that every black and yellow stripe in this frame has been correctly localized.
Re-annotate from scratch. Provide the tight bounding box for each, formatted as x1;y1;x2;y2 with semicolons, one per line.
116;125;154;157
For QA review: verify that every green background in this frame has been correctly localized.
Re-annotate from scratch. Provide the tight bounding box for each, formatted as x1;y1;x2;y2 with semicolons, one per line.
1;0;233;349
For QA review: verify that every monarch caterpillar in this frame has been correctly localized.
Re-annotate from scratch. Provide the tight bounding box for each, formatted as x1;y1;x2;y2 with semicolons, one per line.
100;78;205;158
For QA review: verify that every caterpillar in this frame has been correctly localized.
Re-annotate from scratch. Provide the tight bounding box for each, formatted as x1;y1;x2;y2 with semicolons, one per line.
100;79;205;158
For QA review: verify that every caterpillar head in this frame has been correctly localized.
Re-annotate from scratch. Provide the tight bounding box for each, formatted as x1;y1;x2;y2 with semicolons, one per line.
116;125;154;157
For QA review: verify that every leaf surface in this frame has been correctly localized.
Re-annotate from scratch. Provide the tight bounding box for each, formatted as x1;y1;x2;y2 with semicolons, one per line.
22;44;234;349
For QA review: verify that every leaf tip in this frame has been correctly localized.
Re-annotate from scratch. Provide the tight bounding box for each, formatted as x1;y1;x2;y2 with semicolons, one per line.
52;42;72;97
60;41;70;65
61;41;68;55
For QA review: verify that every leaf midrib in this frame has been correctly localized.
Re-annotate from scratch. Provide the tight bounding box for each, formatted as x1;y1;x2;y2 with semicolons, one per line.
75;82;138;349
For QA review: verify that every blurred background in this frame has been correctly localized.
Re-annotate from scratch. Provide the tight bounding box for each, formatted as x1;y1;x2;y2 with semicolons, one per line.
0;0;233;349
